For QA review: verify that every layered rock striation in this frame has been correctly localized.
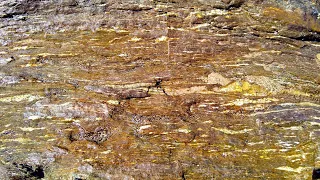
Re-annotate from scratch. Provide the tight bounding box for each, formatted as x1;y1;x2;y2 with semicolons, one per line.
0;0;319;179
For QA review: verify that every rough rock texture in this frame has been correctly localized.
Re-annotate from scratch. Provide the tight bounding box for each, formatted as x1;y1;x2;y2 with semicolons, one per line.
0;0;320;179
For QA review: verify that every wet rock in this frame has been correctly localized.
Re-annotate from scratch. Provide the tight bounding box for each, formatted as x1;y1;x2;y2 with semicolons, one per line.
313;168;320;180
12;163;45;179
0;151;58;179
279;28;320;42
2;147;69;179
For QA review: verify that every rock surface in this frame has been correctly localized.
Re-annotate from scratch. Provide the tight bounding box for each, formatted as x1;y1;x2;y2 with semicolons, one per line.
0;0;320;179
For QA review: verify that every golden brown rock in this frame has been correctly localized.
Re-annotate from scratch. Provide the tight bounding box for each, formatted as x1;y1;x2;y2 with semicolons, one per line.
0;0;319;179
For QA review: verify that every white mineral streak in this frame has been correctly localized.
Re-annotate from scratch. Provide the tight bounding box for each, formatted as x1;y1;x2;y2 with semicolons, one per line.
169;86;209;95
176;128;192;133
250;107;316;116
129;37;141;42
212;127;253;135
275;166;310;173
156;36;168;42
222;98;278;106
138;125;152;132
20;127;45;131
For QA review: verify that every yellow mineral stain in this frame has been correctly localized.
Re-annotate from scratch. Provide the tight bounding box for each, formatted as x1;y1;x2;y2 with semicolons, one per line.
198;104;207;107
309;121;320;126
200;134;209;138
15;38;46;44
166;12;178;17
0;94;42;103
155;36;168;42
35;52;78;58
43;135;55;139
176;128;192;133
12;46;43;50
297;102;320;107
129;37;141;42
316;54;320;66
206;9;227;16
23;63;42;67
284;89;311;97
219;81;267;96
258;149;277;153
202;120;213;124
1;138;32;143
281;126;303;131
212;127;253;135
275;166;310;173
312;116;320;120
100;150;112;154
83;159;95;162
247;141;264;146
12;46;29;50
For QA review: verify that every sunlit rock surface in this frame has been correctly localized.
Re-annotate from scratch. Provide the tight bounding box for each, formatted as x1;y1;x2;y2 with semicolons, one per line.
0;0;320;179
